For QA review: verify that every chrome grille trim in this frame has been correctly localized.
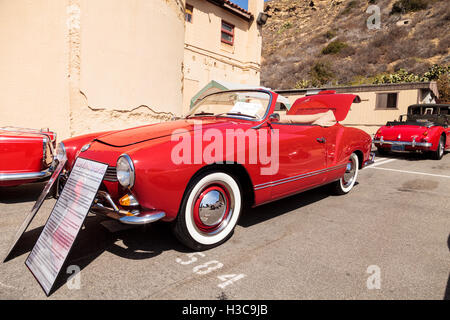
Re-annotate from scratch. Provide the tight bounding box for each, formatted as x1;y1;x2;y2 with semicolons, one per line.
104;166;118;182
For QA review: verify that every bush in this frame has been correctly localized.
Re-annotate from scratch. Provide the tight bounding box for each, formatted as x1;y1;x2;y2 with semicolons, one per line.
321;40;348;55
371;65;450;102
437;73;450;103
324;30;336;39
342;0;359;15
390;0;429;15
277;22;292;34
309;61;335;86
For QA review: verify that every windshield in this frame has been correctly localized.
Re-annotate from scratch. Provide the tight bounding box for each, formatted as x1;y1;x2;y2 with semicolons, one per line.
187;91;271;120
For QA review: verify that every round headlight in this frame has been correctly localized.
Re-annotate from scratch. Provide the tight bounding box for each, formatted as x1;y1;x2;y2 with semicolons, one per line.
55;142;67;161
116;154;135;188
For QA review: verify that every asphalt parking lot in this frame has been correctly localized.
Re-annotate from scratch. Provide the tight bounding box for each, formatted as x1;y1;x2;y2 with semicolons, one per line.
0;151;449;300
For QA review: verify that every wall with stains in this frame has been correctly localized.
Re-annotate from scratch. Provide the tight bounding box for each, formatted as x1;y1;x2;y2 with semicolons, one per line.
0;0;71;138
0;0;185;139
183;0;263;114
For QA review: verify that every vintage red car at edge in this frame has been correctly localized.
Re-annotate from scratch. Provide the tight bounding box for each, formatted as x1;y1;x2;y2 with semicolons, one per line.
373;104;450;160
0;127;59;187
56;89;374;250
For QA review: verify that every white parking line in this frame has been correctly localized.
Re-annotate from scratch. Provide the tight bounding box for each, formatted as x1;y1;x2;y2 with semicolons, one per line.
368;166;450;179
369;158;397;167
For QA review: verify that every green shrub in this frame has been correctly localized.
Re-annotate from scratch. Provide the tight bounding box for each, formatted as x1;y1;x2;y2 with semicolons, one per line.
324;30;336;39
294;79;311;89
342;0;359;15
390;0;429;15
309;62;335;86
277;22;292;34
321;40;348;55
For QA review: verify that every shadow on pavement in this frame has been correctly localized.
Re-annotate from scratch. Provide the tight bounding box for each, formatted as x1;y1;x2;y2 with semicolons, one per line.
239;184;331;228
51;215;191;294
375;150;434;161
0;182;47;204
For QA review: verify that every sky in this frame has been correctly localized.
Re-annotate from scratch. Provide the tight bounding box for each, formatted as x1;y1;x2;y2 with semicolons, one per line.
229;0;249;10
230;0;270;10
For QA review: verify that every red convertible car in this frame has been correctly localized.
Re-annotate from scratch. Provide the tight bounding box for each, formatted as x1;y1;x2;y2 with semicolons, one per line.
57;89;373;250
373;104;450;160
0;127;59;187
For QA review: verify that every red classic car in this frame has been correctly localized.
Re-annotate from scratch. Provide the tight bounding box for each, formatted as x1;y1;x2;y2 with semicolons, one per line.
373;104;450;160
0;127;61;187
57;89;373;250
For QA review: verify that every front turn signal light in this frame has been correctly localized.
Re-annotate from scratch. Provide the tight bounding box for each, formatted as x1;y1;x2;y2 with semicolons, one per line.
119;194;139;207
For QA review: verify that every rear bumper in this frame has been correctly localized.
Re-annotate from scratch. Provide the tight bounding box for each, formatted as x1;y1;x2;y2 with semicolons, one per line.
363;152;375;167
0;168;52;182
373;138;432;148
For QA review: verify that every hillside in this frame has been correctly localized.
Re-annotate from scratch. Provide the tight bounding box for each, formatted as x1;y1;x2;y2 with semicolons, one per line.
261;0;449;98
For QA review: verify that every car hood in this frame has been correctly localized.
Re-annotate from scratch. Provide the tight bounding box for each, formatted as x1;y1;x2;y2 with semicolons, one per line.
95;118;234;147
378;125;430;140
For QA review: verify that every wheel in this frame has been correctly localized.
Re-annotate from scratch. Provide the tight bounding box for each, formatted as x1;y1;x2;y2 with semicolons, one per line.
173;171;242;250
332;153;359;195
431;136;445;160
377;147;388;156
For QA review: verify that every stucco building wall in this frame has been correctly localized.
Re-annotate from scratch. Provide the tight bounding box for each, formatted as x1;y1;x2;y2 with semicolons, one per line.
0;0;264;138
0;0;71;138
0;0;186;139
70;0;186;136
183;0;263;114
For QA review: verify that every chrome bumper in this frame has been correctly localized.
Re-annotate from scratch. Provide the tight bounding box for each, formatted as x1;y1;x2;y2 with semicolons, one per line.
90;191;166;225
0;168;52;182
364;152;376;167
373;138;432;148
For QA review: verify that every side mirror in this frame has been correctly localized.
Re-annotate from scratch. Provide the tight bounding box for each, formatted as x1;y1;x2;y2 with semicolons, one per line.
269;113;280;122
251;113;280;130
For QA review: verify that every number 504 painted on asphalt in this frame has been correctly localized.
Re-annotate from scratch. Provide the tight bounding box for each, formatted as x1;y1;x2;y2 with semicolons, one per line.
176;252;245;289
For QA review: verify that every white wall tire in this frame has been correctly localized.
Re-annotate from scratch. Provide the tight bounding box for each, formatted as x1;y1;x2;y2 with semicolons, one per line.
333;153;359;195
173;171;242;250
431;136;445;160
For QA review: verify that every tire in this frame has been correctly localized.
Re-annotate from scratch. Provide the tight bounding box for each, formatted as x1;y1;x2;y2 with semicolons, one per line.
431;136;445;160
173;171;243;251
377;147;388;156
332;153;359;195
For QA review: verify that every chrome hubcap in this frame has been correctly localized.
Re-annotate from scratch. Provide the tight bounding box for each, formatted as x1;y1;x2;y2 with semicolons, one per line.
439;139;444;157
192;183;234;235
198;190;227;226
343;156;357;187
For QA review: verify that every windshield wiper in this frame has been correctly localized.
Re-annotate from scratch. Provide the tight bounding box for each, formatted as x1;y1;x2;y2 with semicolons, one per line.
216;112;257;119
186;112;215;119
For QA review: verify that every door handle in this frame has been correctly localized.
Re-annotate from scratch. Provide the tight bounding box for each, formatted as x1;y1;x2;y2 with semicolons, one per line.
316;137;326;143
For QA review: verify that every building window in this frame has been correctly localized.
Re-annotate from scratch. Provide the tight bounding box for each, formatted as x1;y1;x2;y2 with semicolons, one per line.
376;93;398;109
221;20;234;45
185;4;193;23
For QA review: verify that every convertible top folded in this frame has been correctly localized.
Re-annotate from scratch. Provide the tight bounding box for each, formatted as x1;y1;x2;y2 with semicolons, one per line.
279;110;337;127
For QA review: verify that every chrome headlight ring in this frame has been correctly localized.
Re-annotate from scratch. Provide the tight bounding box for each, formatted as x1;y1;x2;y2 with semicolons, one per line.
116;154;135;188
55;142;67;162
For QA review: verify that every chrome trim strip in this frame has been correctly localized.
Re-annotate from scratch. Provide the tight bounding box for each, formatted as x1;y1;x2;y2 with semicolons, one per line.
254;164;347;190
0;169;52;181
373;139;432;147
